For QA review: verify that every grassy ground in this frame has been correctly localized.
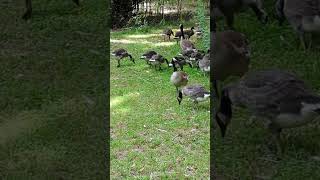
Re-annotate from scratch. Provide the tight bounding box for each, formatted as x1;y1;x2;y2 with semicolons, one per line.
110;23;210;178
214;4;320;180
0;0;108;178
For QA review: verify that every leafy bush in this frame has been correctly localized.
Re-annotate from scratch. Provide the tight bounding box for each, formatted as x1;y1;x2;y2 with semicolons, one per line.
111;0;135;29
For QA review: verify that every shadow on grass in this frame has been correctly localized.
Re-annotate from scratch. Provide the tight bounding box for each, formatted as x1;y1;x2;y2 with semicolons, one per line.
0;111;44;145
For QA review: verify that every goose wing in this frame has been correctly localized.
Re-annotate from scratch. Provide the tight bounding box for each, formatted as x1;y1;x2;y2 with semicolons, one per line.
228;69;312;118
142;51;157;58
182;85;208;97
180;39;195;51
112;48;127;56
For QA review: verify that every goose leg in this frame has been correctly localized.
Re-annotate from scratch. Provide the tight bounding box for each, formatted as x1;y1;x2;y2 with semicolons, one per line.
308;33;312;50
22;0;32;20
72;0;80;6
299;32;307;50
222;10;234;30
274;131;284;157
249;3;267;24
269;124;284;157
193;101;198;110
245;115;258;127
117;59;121;67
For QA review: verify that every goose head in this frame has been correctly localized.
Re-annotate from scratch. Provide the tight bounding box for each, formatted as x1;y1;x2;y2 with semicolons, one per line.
172;60;178;72
216;89;232;137
170;29;174;36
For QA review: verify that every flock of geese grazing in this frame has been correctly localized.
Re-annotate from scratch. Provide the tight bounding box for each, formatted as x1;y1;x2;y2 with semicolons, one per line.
112;24;211;109
112;0;320;156
213;0;320;155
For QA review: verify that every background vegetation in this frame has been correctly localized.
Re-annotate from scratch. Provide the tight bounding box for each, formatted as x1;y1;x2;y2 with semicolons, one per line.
111;0;210;29
110;0;210;178
0;0;108;178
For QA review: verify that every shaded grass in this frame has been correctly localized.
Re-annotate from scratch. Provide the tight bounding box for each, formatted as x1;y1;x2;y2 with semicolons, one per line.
110;24;210;178
214;6;320;180
0;0;108;178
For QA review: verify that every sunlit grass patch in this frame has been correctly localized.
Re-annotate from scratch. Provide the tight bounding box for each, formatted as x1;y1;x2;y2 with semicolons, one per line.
110;25;210;178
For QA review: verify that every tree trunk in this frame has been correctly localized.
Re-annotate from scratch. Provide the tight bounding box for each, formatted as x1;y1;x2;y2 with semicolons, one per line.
179;0;182;20
161;0;164;19
149;0;151;15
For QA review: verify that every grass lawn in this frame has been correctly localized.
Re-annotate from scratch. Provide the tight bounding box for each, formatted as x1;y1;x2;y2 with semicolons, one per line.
213;4;320;179
0;0;108;178
110;23;210;178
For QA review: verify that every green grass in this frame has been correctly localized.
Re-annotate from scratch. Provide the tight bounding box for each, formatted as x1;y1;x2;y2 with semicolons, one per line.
0;0;108;178
214;7;320;180
110;23;210;178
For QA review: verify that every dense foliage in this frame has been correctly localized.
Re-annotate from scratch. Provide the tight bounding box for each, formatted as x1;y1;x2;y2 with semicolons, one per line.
111;0;210;29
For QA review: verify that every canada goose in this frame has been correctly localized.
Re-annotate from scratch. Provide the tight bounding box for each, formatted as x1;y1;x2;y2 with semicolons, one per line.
22;0;79;20
183;50;206;68
182;49;206;58
174;27;194;40
216;69;320;155
214;0;268;29
111;48;135;67
211;30;250;98
170;56;193;71
162;28;174;41
179;24;197;51
184;27;195;39
149;54;169;70
177;85;210;105
140;50;157;64
275;0;320;49
198;53;210;74
170;62;189;94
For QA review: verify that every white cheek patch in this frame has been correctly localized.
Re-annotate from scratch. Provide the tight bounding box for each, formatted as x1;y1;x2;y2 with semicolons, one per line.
301;102;320;113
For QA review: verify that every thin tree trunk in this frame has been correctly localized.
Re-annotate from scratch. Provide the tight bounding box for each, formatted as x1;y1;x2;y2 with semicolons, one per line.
149;0;151;15
179;0;182;20
144;1;147;17
137;2;139;12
